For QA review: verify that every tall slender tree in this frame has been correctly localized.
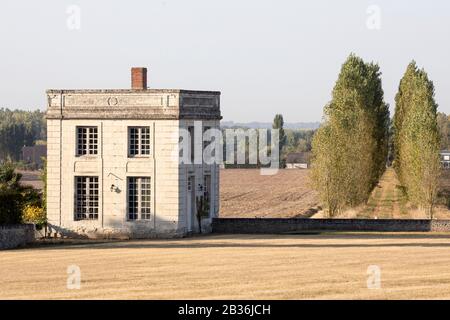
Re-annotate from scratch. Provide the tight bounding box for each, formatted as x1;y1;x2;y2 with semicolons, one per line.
394;62;440;217
273;114;286;168
393;62;417;179
311;54;389;215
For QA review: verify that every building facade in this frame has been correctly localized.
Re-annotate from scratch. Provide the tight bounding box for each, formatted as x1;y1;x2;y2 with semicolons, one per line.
285;152;311;169
46;68;221;238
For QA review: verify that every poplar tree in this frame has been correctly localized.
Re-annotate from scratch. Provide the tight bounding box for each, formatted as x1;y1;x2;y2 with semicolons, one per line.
394;62;440;217
311;54;389;215
393;63;417;179
273;114;286;168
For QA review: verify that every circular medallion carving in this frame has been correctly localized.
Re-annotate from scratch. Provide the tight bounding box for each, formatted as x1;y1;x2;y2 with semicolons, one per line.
107;97;118;106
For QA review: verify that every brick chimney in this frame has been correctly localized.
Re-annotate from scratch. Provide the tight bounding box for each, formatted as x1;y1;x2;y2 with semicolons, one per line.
131;67;147;90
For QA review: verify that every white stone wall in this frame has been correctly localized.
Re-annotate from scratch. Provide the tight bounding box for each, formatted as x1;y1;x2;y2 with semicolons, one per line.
46;119;62;227
46;89;221;239
47;120;220;238
47;119;183;238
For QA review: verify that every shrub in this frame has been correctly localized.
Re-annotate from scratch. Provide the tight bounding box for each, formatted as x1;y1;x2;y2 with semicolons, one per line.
22;205;46;229
0;190;23;225
0;161;42;225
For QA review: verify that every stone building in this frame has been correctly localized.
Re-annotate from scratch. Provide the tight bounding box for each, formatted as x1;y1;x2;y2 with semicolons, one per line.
285;152;311;169
46;68;221;238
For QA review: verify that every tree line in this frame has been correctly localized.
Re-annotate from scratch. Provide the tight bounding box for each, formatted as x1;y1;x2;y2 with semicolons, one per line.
0;108;46;162
220;117;314;168
437;112;450;151
311;54;441;218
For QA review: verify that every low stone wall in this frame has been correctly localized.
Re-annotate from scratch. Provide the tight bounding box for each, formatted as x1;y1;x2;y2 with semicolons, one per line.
0;224;35;249
212;218;450;233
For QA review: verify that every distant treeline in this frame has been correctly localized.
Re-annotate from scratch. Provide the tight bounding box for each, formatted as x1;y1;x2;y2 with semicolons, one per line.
220;121;315;169
221;121;320;130
0;108;46;161
221;126;315;155
437;112;450;151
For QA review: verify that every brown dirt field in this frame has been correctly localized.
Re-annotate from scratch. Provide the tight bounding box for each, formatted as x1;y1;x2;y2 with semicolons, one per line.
219;169;320;218
221;168;450;219
2;233;450;299
18;170;44;190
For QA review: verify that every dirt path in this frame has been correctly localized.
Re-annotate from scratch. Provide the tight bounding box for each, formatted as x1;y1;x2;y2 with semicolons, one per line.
357;168;407;219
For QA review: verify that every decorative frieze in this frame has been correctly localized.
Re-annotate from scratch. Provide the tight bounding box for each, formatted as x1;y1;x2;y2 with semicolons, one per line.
46;90;221;120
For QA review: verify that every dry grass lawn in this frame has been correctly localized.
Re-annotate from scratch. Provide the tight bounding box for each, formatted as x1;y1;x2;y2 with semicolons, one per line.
2;233;450;299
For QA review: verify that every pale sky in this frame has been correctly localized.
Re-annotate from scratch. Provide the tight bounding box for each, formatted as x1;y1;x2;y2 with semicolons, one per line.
0;0;449;122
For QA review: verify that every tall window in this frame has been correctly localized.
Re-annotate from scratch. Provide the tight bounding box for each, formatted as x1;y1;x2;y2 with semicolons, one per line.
128;177;151;220
76;127;98;156
75;176;99;220
128;127;150;157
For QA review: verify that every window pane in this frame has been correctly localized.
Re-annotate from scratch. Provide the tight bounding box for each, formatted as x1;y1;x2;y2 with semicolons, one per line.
129;128;138;156
140;177;151;220
128;177;151;220
75;176;99;220
128;177;138;220
128;127;150;156
77;127;98;156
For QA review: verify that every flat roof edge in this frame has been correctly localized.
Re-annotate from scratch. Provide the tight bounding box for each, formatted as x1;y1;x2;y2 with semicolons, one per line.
46;89;221;95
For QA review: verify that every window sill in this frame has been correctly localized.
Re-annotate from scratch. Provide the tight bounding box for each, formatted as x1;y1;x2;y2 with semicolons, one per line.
75;155;99;159
127;156;152;159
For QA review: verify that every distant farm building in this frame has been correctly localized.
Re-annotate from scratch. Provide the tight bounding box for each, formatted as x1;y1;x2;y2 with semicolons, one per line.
22;145;47;168
440;150;450;169
286;152;311;169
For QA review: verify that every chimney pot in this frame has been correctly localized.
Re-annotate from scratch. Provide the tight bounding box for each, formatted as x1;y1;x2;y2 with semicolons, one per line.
131;67;147;90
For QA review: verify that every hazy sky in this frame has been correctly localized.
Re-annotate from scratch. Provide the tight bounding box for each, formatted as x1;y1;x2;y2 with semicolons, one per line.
0;0;449;122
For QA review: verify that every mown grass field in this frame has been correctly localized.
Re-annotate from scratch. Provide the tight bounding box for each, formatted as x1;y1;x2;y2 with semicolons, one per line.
2;233;450;299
